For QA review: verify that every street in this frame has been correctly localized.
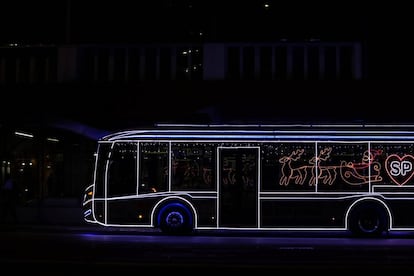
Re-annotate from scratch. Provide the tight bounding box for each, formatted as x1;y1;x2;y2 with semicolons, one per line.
2;227;414;273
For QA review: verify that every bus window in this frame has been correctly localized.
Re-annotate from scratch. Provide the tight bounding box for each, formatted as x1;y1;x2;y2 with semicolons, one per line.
139;142;168;194
373;143;414;186
262;143;316;192
94;143;111;198
107;142;137;197
317;143;372;192
171;142;215;191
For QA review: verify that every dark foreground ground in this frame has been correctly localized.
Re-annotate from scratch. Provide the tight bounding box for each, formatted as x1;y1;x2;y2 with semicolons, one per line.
2;221;414;274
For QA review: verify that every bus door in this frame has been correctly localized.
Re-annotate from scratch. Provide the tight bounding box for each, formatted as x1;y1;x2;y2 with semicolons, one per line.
218;147;259;228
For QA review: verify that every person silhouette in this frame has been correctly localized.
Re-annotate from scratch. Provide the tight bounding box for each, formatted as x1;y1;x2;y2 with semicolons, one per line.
1;173;18;224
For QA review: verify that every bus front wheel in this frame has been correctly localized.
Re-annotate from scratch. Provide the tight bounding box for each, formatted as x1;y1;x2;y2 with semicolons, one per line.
349;203;388;237
158;203;193;234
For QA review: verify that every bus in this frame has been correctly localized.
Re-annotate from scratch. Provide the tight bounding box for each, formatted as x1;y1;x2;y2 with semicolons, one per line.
82;124;414;237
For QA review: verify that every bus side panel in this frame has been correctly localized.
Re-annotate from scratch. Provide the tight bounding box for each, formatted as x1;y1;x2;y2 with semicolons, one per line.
386;199;414;228
191;198;217;227
260;199;349;228
106;198;159;225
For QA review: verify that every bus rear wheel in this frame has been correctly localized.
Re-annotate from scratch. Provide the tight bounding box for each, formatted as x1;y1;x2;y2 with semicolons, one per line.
158;203;193;234
349;203;388;237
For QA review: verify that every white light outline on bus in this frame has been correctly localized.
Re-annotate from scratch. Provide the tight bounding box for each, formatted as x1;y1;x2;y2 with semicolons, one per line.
217;146;261;229
106;134;414;141
83;130;414;232
344;197;392;230
151;196;199;228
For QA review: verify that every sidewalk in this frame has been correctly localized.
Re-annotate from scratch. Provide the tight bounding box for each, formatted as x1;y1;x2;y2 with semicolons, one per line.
16;197;84;226
2;197;159;234
4;223;160;235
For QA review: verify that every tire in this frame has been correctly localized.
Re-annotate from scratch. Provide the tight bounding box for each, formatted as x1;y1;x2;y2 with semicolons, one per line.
349;203;388;237
158;203;193;234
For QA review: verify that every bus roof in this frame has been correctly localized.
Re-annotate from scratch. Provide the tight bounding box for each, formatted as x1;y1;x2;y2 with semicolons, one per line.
99;124;414;142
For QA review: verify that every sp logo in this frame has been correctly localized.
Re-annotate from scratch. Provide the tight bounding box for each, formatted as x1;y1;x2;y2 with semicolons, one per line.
385;154;414;186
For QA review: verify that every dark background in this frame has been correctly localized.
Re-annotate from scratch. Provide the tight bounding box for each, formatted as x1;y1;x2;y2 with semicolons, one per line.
1;1;412;76
1;1;414;231
1;0;413;129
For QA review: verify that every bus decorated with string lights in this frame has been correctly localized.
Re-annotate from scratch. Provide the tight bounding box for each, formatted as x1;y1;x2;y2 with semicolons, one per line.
82;124;414;237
